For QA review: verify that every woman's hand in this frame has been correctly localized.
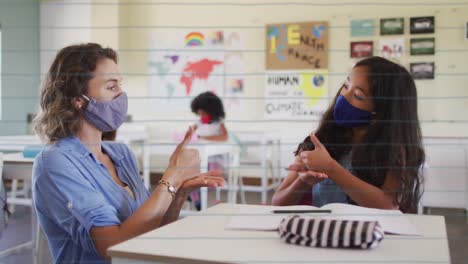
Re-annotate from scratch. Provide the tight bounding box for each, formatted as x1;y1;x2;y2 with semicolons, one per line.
164;127;201;187
298;133;336;173
176;170;225;198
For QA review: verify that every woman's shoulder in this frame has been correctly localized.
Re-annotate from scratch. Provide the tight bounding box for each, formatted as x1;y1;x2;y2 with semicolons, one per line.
35;141;71;166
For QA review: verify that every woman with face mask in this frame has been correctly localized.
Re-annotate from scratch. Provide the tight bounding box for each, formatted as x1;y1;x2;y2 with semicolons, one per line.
272;57;425;213
32;43;225;264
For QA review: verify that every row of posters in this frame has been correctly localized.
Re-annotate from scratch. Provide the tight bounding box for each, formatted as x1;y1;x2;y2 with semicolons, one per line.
265;22;329;120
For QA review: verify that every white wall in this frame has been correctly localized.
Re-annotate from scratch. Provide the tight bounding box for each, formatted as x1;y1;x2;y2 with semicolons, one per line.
116;1;468;139
115;0;468;170
40;0;119;76
40;0;92;75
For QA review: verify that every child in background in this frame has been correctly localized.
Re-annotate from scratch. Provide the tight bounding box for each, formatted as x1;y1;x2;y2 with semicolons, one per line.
189;91;229;209
191;91;228;141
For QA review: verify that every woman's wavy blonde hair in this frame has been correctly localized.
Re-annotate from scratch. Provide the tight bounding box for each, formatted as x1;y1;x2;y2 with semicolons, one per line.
34;43;117;143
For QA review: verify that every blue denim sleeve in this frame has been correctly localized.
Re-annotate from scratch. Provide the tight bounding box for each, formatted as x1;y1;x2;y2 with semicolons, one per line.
33;149;121;255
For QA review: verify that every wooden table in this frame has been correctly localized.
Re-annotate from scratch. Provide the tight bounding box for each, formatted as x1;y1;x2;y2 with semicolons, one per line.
109;203;451;264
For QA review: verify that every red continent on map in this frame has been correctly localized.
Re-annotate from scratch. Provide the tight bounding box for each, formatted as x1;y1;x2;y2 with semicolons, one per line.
180;59;223;95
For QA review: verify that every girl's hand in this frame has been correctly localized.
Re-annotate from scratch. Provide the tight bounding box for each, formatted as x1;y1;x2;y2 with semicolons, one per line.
297;171;328;186
288;156;328;186
298;133;336;173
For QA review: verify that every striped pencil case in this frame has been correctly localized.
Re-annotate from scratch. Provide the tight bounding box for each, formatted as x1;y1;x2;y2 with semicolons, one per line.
278;215;384;249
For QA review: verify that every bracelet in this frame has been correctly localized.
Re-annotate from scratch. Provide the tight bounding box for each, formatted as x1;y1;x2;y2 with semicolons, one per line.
158;179;176;201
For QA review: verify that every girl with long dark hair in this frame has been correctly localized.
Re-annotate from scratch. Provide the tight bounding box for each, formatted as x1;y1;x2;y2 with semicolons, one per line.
272;57;425;213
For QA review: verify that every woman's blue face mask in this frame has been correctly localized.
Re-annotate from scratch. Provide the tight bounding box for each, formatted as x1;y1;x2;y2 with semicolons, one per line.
333;95;373;127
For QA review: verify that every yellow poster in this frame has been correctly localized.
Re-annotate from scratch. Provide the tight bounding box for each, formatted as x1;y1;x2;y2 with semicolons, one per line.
266;21;329;70
264;70;329;119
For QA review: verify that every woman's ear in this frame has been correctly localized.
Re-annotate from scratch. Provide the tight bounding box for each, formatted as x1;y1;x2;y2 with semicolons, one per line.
71;97;85;110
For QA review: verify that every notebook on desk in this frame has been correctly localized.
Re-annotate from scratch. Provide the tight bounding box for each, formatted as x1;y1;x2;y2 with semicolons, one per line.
226;203;419;236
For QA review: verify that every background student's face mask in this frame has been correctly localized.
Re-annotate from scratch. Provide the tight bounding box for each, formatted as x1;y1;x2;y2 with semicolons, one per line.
82;92;128;132
200;114;212;124
333;95;372;127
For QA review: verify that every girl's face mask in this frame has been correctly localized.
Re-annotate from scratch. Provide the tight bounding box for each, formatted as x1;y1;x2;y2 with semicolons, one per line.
333;95;373;127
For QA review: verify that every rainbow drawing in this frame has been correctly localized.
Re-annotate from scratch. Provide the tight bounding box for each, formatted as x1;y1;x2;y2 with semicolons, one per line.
185;32;204;47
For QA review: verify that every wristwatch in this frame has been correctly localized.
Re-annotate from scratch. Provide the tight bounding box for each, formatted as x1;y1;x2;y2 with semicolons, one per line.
158;179;176;201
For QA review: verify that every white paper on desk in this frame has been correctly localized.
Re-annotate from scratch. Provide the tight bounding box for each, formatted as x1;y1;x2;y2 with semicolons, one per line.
320;203;420;236
225;204;331;231
225;203;419;236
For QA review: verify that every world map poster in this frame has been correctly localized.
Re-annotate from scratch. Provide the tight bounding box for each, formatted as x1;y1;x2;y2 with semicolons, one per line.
148;30;244;112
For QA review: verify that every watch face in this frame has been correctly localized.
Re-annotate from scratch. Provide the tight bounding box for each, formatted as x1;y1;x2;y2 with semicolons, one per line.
169;186;175;192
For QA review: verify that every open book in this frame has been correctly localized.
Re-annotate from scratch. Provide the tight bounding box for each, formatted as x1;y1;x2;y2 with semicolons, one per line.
226;203;419;236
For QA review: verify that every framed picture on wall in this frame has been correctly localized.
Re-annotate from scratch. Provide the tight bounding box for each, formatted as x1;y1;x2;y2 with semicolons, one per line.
380;18;404;35
410;62;435;79
410;38;435;55
410;16;435;34
379;38;404;58
350;19;375;37
350;41;373;58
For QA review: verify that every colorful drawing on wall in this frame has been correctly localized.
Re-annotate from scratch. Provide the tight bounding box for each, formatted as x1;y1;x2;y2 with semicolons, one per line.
264;70;328;119
350;19;375;37
180;59;223;95
149;30;244;112
410;38;435;55
379;38;404;58
209;31;224;45
266;21;329;70
185;32;204;47
227;79;243;93
350;41;373;58
410;62;435;79
380;18;404;35
410;16;435;34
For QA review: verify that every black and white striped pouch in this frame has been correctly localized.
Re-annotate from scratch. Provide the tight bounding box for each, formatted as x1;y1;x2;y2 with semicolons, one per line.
278;215;384;249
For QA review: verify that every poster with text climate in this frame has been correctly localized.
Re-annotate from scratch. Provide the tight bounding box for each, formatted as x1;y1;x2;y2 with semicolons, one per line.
264;70;329;120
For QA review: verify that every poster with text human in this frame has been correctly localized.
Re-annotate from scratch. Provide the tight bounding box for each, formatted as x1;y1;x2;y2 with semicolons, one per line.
264;70;329;119
266;22;329;70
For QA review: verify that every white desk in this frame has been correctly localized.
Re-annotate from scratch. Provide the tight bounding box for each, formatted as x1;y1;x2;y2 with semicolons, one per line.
109;203;450;264
142;141;239;210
